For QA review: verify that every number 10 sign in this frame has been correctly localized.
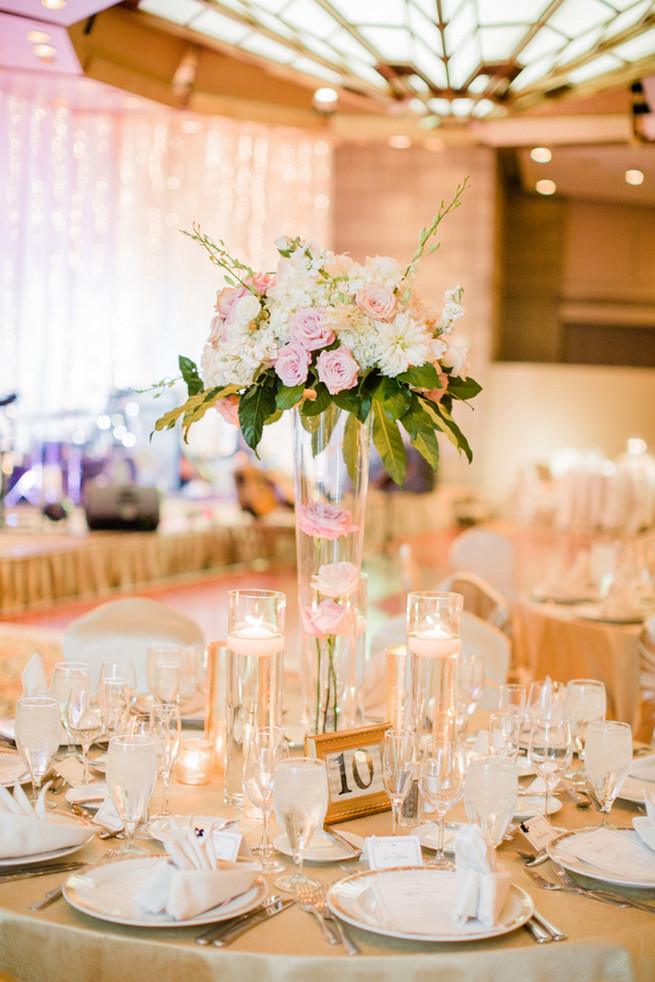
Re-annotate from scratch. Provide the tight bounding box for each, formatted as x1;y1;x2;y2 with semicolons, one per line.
305;723;392;824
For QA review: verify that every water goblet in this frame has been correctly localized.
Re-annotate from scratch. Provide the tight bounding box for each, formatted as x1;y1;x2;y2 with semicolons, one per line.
99;660;138;709
65;688;105;784
528;717;572;819
106;734;158;857
14;696;61;803
382;729;417;835
498;683;526;717
146;644;185;706
488;711;522;761
148;702;182;833
527;679;564;723
563;678;607;783
464;754;518;847
418;743;466;868
50;661;91;757
584;720;632;826
98;677;130;740
243;725;288;873
455;651;485;739
273;757;328;894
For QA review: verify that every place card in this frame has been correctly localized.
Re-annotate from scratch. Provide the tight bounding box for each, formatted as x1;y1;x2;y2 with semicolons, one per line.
54;757;85;787
519;814;558;852
363;834;423;869
209;830;252;862
559;828;655;879
94;796;123;831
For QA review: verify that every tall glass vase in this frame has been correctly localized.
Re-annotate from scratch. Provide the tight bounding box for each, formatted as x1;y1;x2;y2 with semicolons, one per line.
293;405;371;735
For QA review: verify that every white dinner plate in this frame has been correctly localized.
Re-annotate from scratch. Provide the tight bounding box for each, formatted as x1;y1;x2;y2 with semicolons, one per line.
274;829;364;863
148;815;240;843
573;604;645;624
514;795;562;820
0;751;30;787
548;827;655;889
63;857;267;927
327;866;533;942
618;755;655;804
0;813;94;867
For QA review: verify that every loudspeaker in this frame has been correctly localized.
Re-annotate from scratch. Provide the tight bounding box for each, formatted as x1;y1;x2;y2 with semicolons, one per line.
84;485;160;532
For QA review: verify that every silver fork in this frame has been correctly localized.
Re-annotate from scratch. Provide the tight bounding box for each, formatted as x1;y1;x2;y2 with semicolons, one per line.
296;885;341;945
309;886;359;955
524;864;628;906
552;864;655;913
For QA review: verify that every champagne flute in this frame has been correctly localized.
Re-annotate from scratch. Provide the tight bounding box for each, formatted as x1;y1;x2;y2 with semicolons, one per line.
418;743;466;868
584;720;632;826
455;651;485;739
273;757;328;893
488;711;521;760
106;734;158;857
148;703;182;833
464;754;518;846
528;717;572;819
382;729;417;835
243;725;288;873
65;688;105;784
564;679;607;783
14;696;61;803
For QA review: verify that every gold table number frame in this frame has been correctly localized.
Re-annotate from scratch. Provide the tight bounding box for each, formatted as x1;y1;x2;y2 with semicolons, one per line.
305;722;392;824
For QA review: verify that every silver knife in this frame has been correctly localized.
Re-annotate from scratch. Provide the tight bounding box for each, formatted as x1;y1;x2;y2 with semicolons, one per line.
0;862;85;883
212;898;296;946
322;826;361;858
532;909;567;941
196;895;281;945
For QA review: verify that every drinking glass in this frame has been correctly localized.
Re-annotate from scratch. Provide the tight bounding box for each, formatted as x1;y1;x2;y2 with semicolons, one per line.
14;696;61;803
564;679;607;782
488;711;521;760
243;725;288;873
50;661;91;757
528;717;572;818
98;677;130;740
273;757;328;893
382;729;417;835
455;651;485;738
149;703;182;833
407;591;463;747
418;743;466;868
498;683;526;717
65;688;105;784
99;660;138;709
106;734;158;856
527;679;564;723
584;720;633;825
464;754;518;846
146;644;186;706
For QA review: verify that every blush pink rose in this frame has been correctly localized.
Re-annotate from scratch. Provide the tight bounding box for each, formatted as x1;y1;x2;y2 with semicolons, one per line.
289;308;335;351
297;501;358;539
215;285;248;320
316;346;359;395
423;371;449;405
355;283;397;321
271;341;311;387
215;394;240;426
249;272;275;294
301;600;355;638
311;562;359;599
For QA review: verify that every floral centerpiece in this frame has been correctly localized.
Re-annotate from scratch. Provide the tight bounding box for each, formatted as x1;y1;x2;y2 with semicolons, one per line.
154;179;481;733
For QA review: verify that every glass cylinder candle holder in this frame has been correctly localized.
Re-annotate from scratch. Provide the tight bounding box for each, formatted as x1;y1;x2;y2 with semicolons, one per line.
204;641;227;772
385;645;413;732
177;738;214;785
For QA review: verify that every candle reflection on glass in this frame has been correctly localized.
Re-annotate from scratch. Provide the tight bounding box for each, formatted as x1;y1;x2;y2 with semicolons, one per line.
177;738;214;785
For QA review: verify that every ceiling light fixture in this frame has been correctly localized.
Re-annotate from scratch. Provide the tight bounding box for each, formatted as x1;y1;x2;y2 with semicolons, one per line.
530;147;552;163
312;87;338;113
34;43;56;59
625;169;644;185
535;179;556;196
27;30;51;43
41;0;66;8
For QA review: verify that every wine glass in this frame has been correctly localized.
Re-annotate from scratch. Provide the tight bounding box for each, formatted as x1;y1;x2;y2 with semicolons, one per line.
65;688;105;784
527;679;564;723
148;702;182;833
498;683;526;717
14;696;61;803
49;661;91;757
564;679;607;783
243;725;288;873
98;677;130;740
464;754;518;847
382;729;417;835
146;644;185;706
99;660;138;709
106;734;158;856
528;717;572;819
455;651;485;739
488;711;521;760
584;720;633;826
418;743;466;868
273;757;328;894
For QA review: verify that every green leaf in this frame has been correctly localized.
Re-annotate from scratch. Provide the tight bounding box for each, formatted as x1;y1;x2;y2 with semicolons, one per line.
419;396;473;462
276;384;305;411
343;411;365;486
409;424;440;470
153;386;231;441
373;376;413;420
238;377;277;453
301;384;331;416
372;400;406;487
332;388;363;419
179;356;204;396
396;363;440;389
311;401;339;456
446;375;483;401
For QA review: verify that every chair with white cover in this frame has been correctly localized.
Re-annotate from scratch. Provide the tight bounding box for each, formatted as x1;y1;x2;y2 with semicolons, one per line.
438;571;512;636
367;610;511;712
447;527;517;603
634;616;655;743
61;597;205;694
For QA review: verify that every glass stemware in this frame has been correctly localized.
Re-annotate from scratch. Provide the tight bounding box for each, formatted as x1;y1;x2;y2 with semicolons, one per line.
382;729;417;835
243;725;288;873
418;743;466;868
146;644;185;706
98;677;130;741
148;703;182;833
463;754;518;847
528;717;572;819
273;757;328;894
527;678;564;724
563;679;607;783
49;661;92;758
65;688;105;784
14;696;61;803
455;651;485;740
106;734;158;857
99;660;138;710
584;720;633;826
488;711;521;760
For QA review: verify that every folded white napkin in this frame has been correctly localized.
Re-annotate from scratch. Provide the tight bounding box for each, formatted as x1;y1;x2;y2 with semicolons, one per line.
452;825;511;928
0;781;90;859
21;653;48;697
633;792;655;851
133;818;258;921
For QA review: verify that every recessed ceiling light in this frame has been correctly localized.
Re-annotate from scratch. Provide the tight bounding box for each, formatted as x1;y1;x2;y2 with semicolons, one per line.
313;87;338;106
34;43;56;59
27;30;50;43
530;147;552;163
625;169;644;186
41;0;66;8
388;135;411;149
535;179;556;195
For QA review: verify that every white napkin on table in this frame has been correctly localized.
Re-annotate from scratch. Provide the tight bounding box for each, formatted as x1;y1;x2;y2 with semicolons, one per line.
21;653;48;697
0;781;90;859
452;825;511;928
133;817;259;921
633;792;655;851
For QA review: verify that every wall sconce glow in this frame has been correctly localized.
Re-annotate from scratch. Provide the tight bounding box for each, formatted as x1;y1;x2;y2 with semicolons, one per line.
625;169;644;186
388;135;411;149
535;179;556;195
530;147;552;163
27;31;50;43
627;437;647;454
34;43;56;59
41;0;66;8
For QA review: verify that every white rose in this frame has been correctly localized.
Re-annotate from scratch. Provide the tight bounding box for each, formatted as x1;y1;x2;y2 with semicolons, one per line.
311;562;360;599
233;293;261;327
441;333;471;378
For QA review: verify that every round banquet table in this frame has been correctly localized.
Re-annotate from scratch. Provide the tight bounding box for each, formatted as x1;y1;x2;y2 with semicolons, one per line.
1;763;655;982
